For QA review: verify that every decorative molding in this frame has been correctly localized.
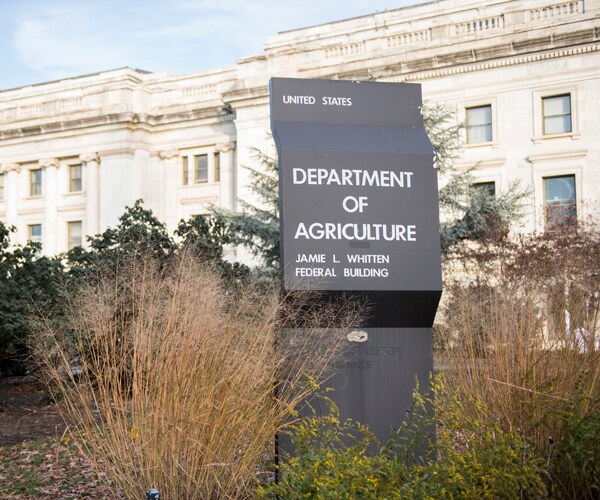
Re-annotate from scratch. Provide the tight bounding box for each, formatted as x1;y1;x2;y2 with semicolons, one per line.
215;141;236;153
389;43;600;83
453;15;504;36
159;149;179;160
525;0;583;23
454;157;507;170
181;84;217;98
79;152;100;163
527;149;587;163
0;162;20;174
387;29;431;48
324;41;365;59
39;158;60;169
531;131;582;144
55;97;82;110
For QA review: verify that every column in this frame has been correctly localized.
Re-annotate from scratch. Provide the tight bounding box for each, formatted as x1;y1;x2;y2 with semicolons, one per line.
215;141;237;211
1;163;20;229
80;152;100;238
39;158;59;254
159;149;179;232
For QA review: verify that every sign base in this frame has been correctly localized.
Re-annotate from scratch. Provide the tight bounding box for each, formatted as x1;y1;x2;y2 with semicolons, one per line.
279;328;434;456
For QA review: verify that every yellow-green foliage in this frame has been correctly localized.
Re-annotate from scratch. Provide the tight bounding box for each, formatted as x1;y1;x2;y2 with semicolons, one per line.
259;393;402;499
260;380;547;499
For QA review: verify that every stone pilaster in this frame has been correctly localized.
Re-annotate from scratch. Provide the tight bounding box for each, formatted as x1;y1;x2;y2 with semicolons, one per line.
216;141;237;211
40;158;59;254
159;149;179;231
80;153;100;237
1;163;21;227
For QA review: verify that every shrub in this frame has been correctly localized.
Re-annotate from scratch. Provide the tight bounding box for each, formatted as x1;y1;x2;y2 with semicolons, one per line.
260;380;547;499
33;254;361;498
438;222;600;496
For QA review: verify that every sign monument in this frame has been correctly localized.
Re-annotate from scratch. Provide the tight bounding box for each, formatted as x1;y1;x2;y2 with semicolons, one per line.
270;77;442;446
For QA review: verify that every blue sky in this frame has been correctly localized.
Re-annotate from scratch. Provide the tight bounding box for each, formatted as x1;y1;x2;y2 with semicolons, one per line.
0;0;427;91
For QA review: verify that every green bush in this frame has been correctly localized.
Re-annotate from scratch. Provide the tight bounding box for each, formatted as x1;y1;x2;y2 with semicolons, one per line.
258;393;403;499
552;408;600;499
260;381;548;499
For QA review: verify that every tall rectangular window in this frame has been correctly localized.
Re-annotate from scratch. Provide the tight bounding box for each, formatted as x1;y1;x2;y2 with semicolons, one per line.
466;105;492;144
543;94;571;135
195;154;208;183
30;169;42;196
214;152;220;182
545;175;576;230
182;157;189;185
69;164;82;192
28;224;42;245
473;181;496;197
67;221;83;249
0;173;4;201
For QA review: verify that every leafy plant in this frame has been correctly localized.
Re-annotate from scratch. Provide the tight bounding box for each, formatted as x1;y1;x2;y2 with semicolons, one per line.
261;380;547;499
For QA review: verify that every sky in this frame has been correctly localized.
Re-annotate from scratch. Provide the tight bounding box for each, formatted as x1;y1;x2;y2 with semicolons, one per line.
0;0;429;91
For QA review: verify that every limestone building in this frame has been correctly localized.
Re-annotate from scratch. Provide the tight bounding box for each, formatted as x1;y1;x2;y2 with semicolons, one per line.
0;0;599;255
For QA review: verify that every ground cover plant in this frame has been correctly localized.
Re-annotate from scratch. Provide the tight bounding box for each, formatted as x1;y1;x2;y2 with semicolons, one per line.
33;254;361;499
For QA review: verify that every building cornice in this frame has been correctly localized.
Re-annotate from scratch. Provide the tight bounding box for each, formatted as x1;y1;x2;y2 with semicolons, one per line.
0;107;235;141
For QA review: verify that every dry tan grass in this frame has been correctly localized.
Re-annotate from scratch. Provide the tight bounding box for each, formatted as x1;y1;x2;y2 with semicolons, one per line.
34;255;361;499
438;227;600;453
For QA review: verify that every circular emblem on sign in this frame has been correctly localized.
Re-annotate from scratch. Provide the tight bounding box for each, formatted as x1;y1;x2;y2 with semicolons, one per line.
347;330;368;343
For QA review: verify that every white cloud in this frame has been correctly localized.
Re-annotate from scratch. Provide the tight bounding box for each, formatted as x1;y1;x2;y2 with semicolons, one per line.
9;0;421;83
13;3;135;79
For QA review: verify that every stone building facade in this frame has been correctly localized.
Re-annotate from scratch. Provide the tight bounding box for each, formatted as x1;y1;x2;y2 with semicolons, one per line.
0;0;599;255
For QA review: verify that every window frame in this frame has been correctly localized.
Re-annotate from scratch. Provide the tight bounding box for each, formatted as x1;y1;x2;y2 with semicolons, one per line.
67;220;83;250
472;181;496;197
532;87;579;142
29;168;42;197
542;94;572;136
182;156;189;185
543;174;577;231
179;147;220;186
194;154;209;184
466;104;493;145
28;223;42;244
69;164;83;193
213;152;221;183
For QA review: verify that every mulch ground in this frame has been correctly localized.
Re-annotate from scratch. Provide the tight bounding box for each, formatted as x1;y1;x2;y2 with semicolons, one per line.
0;377;111;498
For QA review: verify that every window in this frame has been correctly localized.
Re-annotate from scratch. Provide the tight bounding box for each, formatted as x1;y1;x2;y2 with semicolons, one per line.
214;152;220;182
473;181;496;196
0;173;4;201
30;169;42;196
466;105;492;144
182;157;189;185
28;224;42;246
544;175;576;230
543;94;571;135
194;154;208;183
69;164;82;192
67;221;83;249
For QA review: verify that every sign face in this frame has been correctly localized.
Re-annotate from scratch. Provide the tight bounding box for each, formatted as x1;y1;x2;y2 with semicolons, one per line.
271;78;442;296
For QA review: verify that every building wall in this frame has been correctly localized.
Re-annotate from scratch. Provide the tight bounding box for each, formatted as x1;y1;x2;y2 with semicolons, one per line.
0;0;598;254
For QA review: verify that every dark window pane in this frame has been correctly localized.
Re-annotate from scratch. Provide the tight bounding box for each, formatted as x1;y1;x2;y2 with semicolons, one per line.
473;181;496;196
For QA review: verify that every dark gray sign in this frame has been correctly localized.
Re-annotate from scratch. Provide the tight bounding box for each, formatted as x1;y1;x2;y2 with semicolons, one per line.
271;78;441;449
271;78;441;300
